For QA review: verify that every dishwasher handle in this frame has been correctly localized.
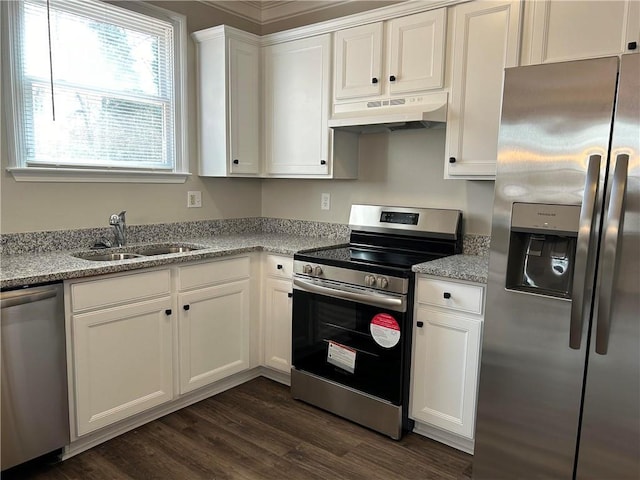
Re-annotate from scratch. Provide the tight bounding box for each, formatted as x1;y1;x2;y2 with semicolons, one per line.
1;286;59;309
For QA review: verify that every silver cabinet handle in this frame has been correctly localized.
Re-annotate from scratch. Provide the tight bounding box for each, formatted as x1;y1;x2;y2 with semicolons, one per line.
595;153;629;355
293;277;406;312
570;154;601;349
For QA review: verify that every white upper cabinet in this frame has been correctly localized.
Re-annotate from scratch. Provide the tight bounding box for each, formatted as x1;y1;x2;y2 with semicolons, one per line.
521;0;640;65
193;26;260;177
333;9;446;104
228;38;261;174
387;9;446;95
334;22;384;100
263;35;333;177
444;0;522;180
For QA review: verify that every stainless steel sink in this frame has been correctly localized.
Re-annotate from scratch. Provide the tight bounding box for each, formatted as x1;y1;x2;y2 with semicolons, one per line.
77;252;144;261
73;244;203;261
135;245;199;256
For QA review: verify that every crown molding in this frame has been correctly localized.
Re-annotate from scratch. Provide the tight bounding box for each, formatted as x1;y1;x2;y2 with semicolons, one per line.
260;1;352;24
261;0;460;45
198;1;262;23
198;0;353;25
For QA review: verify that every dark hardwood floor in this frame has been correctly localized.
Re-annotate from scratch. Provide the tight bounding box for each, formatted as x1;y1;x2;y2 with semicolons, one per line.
3;377;472;480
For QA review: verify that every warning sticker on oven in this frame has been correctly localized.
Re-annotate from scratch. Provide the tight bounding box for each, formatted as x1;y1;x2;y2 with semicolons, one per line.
370;313;401;348
327;341;356;374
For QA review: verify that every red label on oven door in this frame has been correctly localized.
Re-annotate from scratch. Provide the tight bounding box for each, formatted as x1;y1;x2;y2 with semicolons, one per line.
370;313;400;348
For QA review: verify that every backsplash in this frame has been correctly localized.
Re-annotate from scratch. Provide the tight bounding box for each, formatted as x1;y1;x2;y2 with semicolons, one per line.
0;218;349;256
260;218;351;238
463;234;490;256
1;219;488;256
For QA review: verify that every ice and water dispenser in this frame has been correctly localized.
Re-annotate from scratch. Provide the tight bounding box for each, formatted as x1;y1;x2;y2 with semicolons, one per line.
506;203;581;299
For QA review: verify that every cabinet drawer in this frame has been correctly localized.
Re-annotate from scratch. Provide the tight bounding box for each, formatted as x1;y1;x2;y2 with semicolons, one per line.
70;269;172;312
178;256;250;291
265;255;293;279
417;277;484;314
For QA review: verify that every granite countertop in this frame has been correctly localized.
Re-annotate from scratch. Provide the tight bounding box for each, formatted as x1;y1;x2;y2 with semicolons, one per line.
2;232;490;289
0;234;348;290
412;254;489;284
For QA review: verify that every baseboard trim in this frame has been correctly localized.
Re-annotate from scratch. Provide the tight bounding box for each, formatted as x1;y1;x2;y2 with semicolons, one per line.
413;421;475;454
63;368;471;460
63;367;263;460
258;366;291;386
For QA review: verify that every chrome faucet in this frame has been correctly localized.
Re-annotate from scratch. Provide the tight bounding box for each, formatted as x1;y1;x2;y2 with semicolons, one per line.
109;211;127;247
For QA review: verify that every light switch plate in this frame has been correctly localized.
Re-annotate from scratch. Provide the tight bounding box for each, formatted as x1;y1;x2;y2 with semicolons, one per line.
321;193;330;210
187;191;202;208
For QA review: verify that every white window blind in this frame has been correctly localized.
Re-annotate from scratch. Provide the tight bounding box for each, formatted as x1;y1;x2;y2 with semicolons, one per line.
3;0;188;180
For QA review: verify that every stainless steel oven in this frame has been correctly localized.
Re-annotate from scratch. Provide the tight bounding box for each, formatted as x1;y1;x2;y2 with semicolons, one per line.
291;205;462;439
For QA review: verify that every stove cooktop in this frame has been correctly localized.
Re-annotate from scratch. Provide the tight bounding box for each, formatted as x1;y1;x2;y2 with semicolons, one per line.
294;244;444;276
295;204;463;279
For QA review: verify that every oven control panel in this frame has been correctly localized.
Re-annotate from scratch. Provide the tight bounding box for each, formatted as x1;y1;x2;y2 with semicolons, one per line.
364;275;390;289
302;264;324;276
294;261;407;295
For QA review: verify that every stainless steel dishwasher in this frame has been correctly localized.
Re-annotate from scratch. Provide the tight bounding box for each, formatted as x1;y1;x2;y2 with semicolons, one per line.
1;283;70;470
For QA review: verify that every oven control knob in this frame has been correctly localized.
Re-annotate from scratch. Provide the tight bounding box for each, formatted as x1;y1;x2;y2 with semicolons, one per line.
313;265;323;276
303;264;313;275
365;275;377;287
377;277;389;289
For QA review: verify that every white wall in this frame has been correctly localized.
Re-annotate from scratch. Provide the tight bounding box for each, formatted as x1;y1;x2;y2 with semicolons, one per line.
0;2;263;234
0;1;495;236
261;128;495;235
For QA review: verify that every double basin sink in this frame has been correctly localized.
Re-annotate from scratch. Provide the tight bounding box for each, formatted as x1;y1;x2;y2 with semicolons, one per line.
73;244;203;262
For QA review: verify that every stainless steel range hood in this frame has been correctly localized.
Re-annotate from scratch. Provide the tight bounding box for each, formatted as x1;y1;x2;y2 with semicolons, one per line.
328;92;447;134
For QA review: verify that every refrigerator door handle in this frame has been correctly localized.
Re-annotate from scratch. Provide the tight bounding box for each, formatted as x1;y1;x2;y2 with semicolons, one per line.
595;153;629;355
569;153;601;349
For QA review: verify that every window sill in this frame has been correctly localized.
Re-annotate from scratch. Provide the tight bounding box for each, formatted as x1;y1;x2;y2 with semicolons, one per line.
7;167;191;183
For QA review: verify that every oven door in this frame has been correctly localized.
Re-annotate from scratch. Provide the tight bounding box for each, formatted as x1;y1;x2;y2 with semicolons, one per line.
292;276;409;405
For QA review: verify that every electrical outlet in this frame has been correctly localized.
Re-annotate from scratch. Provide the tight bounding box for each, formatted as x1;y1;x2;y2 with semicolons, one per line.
321;193;331;210
187;191;202;208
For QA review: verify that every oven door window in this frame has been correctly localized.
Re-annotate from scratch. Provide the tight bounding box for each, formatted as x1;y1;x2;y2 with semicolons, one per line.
292;289;407;405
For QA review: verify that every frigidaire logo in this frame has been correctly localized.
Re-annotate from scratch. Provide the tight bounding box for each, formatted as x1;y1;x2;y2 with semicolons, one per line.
537;212;556;217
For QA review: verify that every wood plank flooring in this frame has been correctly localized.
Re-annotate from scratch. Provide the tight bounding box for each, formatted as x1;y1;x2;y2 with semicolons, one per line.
3;377;473;480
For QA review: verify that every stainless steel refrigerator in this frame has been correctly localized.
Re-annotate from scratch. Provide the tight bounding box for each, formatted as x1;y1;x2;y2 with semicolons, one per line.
473;54;639;479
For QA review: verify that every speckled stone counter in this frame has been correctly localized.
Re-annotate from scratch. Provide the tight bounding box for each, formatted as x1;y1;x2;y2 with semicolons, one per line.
412;254;489;284
0;234;347;290
1;216;491;288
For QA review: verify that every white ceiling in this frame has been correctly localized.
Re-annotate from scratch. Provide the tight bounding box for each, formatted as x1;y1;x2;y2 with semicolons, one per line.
198;0;354;25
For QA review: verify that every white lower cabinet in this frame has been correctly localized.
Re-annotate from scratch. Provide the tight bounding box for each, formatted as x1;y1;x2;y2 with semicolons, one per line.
410;275;484;452
262;255;293;375
176;257;251;394
67;257;251;438
178;279;250;394
69;270;174;436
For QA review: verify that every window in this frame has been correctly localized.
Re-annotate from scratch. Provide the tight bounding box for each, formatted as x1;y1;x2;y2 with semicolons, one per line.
1;0;189;182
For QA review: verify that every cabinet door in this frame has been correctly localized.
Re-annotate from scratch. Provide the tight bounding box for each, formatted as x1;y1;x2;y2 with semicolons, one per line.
263;277;293;373
72;297;174;436
411;306;482;439
522;0;639;65
229;37;260;175
194;28;260;177
178;279;250;394
445;0;522;179
263;35;331;176
387;9;446;94
334;22;383;100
